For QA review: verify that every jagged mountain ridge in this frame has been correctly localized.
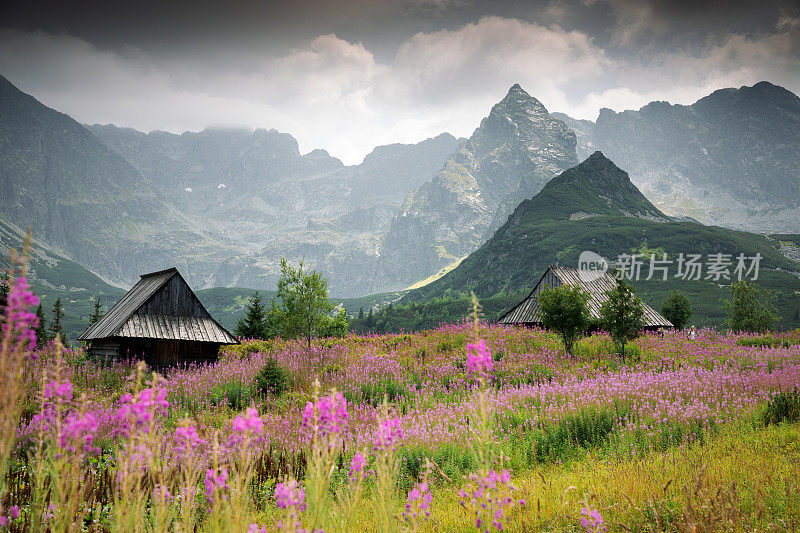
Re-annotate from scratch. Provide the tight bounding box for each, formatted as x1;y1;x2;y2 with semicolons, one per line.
86;123;462;295
0;74;463;296
375;84;579;291
560;81;800;232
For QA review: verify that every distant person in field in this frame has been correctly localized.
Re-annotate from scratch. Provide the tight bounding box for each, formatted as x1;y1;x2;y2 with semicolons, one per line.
689;325;697;340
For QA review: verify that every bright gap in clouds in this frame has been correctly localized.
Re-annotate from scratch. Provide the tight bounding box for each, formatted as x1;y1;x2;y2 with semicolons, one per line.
1;16;798;165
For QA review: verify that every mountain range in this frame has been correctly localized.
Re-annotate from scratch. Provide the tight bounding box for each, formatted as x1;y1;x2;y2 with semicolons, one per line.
555;81;800;232
1;74;799;307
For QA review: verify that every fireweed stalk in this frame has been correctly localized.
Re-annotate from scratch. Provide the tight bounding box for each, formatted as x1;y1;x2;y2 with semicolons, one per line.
0;236;37;495
373;399;403;533
45;342;101;530
334;449;370;531
112;363;172;532
302;379;348;531
401;459;433;533
458;294;523;532
225;405;265;530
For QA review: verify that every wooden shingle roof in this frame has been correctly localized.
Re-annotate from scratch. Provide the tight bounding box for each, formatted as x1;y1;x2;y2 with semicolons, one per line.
78;267;237;344
498;265;672;328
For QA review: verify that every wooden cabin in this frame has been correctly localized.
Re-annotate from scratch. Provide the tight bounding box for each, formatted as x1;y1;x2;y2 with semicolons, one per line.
498;265;673;330
78;267;238;367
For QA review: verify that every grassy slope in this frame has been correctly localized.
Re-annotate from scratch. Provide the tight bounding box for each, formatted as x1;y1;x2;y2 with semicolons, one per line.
405;216;800;328
340;421;800;531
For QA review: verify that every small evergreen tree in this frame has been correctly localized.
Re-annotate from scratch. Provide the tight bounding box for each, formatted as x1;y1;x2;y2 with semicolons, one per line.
49;297;65;343
599;279;644;362
660;290;692;330
365;308;374;328
722;280;778;333
234;291;268;339
537;285;592;355
89;298;104;325
358;307;364;320
0;272;9;298
34;303;48;345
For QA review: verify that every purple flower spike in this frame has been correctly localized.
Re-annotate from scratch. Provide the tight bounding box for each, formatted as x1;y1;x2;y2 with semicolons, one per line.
349;451;367;480
581;507;607;532
302;392;348;437
373;418;402;452
2;277;40;354
204;468;229;505
274;479;306;511
466;339;494;381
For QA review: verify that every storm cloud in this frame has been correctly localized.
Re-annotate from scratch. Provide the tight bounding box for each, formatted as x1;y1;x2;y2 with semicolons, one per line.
1;0;798;164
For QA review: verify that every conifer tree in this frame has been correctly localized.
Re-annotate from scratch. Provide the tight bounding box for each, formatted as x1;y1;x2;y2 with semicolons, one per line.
89;298;104;325
34;304;48;345
49;297;65;343
0;272;9;298
235;291;268;339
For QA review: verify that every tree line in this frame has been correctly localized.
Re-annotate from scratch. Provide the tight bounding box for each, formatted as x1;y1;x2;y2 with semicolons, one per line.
538;278;779;358
233;258;348;345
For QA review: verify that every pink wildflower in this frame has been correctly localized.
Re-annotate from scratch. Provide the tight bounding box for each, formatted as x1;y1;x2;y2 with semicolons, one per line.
153;485;173;504
302;392;348;437
404;481;433;523
466;340;494;381
204;468;229;505
2;277;40;354
581;507;607;532
373;418;402;452
60;411;99;455
349;451;367;480
43;380;73;402
174;424;206;456
274;479;306;511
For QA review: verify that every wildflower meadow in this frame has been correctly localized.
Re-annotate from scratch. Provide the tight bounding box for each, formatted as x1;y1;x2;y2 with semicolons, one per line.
2;256;800;531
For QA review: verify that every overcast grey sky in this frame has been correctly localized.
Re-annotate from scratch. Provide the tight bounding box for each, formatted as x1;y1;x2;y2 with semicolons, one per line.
2;0;799;164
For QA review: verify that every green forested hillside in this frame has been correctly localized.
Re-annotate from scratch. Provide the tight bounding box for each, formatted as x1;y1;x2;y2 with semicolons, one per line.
397;153;800;330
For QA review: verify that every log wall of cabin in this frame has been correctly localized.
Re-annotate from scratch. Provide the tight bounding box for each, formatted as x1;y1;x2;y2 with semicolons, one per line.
88;338;220;368
135;275;210;318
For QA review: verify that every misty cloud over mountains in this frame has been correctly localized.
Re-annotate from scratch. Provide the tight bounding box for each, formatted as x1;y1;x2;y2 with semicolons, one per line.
1;0;798;164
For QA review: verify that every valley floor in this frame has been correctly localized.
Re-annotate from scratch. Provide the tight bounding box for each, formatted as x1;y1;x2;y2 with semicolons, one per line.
3;324;799;531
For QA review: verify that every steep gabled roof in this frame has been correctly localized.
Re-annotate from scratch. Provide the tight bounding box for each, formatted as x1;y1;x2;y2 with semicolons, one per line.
78;267;237;343
498;265;672;328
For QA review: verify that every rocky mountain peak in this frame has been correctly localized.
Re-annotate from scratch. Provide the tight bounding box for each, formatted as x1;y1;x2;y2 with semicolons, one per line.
376;84;580;291
472;84;575;159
